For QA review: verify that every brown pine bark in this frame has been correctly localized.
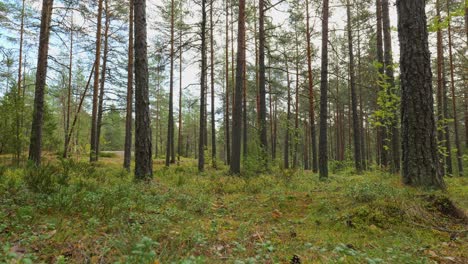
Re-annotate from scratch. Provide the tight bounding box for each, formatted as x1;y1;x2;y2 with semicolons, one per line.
124;0;134;170
436;0;445;174
230;0;245;174
28;0;54;165
319;0;329;179
397;0;444;189
134;0;153;179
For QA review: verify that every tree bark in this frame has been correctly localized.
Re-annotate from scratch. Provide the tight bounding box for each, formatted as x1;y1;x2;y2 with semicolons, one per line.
199;0;207;172
376;0;386;167
96;0;110;157
446;0;463;176
305;0;318;172
124;0;134;170
382;0;400;173
346;0;362;173
258;0;268;157
166;0;176;167
230;0;245;174
29;0;54;166
284;53;291;169
210;0;216;166
397;0;444;188
319;0;329;179
90;0;104;162
225;0;231;165
134;0;153;179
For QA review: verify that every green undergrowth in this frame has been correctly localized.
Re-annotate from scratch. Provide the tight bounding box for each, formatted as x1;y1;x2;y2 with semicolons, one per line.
0;159;467;263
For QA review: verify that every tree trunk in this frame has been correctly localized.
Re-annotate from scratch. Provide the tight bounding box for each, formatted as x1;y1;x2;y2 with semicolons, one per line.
225;0;231;165
134;0;153;179
284;53;291;170
124;0;134;170
258;0;268;157
90;0;104;162
64;13;73;159
199;0;207;172
15;0;26;164
305;0;317;172
397;0;444;188
230;0;245;174
293;31;299;169
446;0;463;176
347;0;362;173
435;0;445;174
29;0;54;166
166;0;175;167
382;0;400;173
96;0;110;157
210;0;216;166
376;0;386;167
178;13;183;163
319;0;329;179
242;50;247;158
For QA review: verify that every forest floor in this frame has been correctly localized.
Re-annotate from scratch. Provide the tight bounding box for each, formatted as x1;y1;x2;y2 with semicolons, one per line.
0;154;467;263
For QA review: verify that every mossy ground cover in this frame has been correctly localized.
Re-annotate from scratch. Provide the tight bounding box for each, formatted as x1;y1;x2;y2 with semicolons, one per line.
0;156;467;263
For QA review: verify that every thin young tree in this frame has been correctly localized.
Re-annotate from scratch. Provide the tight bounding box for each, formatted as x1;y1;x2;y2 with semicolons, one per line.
134;0;153;179
124;0;134;171
319;0;329;179
28;0;54;165
397;0;444;188
375;0;386;166
15;0;26;164
230;0;246;174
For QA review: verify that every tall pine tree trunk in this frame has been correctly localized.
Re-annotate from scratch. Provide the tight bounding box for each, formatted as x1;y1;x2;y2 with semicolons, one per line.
382;0;400;173
90;0;104;162
230;0;246;174
446;0;463;176
319;0;329;179
397;0;444;188
134;0;153;179
210;0;216;166
124;0;134;170
29;0;54;165
96;0;110;157
199;0;207;172
347;0;362;173
166;0;175;166
306;0;318;172
225;0;231;165
376;0;386;167
258;0;268;158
